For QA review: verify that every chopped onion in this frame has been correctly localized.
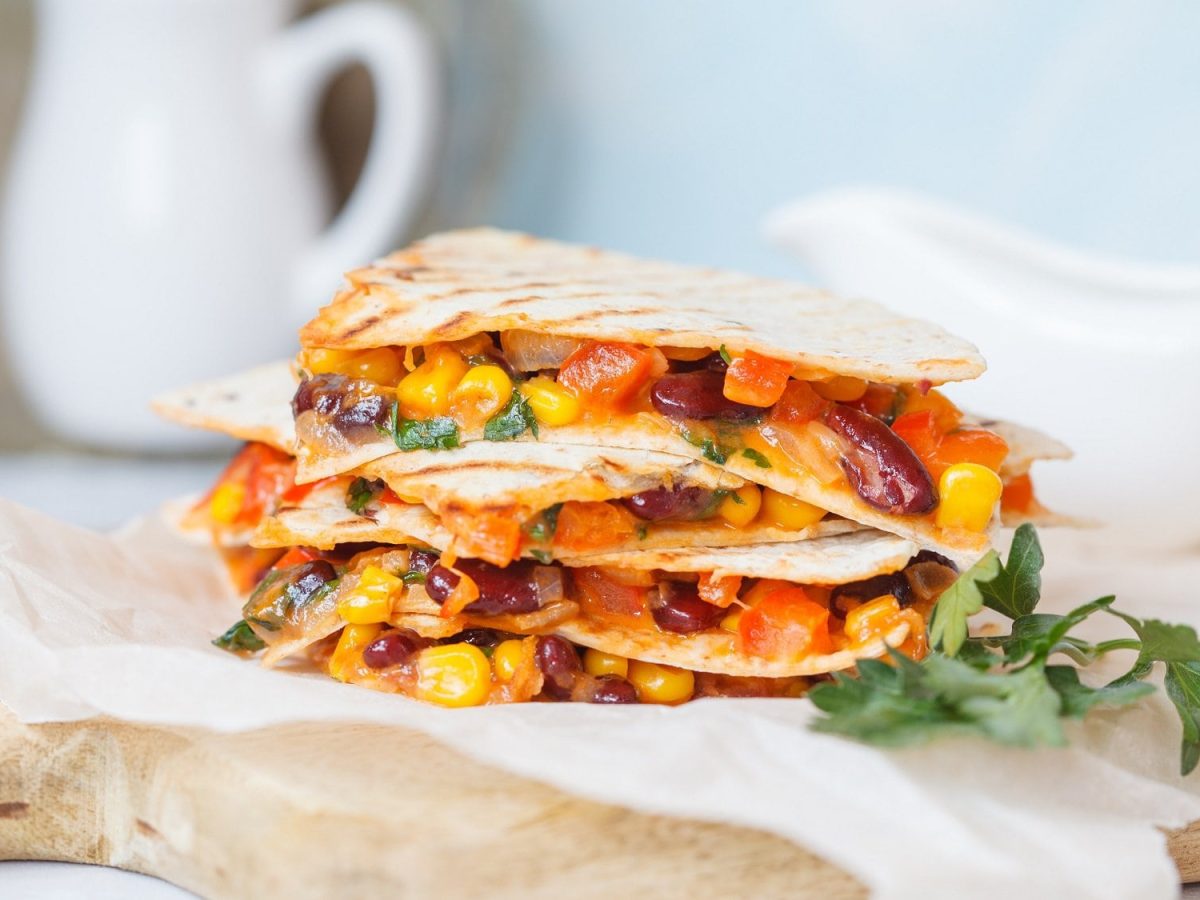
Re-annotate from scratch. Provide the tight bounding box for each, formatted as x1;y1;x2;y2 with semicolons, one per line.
532;565;566;606
759;420;846;485
500;329;585;371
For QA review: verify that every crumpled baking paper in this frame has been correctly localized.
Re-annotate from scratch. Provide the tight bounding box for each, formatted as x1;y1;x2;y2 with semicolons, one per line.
1;495;1199;899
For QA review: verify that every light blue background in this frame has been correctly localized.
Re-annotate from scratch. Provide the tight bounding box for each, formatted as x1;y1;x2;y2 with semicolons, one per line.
488;0;1200;275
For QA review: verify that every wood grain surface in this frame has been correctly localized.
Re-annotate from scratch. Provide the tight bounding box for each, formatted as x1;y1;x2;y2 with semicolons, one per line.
1;708;1197;898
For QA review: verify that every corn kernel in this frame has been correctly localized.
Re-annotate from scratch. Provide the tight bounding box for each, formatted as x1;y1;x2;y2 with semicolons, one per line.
719;609;743;633
520;376;582;426
208;482;245;525
328;623;382;682
627;660;694;704
759;489;826;530
843;594;901;644
396;346;469;419
583;648;629;678
305;347;403;385
451;365;514;423
935;462;1003;532
492;639;527;682
337;565;403;625
813;376;868;402
305;348;358;374
416;643;492;707
717;483;761;527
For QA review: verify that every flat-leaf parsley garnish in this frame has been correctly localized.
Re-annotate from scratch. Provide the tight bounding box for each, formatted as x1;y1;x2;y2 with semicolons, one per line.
811;524;1200;775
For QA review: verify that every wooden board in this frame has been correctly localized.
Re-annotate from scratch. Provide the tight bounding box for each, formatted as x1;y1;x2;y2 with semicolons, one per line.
1;708;1198;898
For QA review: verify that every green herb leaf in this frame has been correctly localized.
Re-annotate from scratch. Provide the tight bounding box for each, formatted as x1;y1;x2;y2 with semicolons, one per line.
928;550;999;656
636;525;649;540
987;597;1115;667
401;570;427;585
978;523;1044;619
384;402;460;452
718;344;732;364
530;549;553;564
213;619;265;654
1165;663;1200;775
484;390;539;441
1044;666;1154;718
810;650;1065;748
524;503;562;543
682;429;730;465
742;447;772;468
345;476;382;515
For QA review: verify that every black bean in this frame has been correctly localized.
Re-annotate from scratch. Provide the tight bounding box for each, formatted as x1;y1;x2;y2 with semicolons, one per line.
425;559;543;615
362;629;428;669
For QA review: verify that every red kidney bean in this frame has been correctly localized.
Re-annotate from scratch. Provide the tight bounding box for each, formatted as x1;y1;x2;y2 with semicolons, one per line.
911;549;958;573
535;635;580;699
650;371;763;422
425;559;542;615
363;628;429;669
293;374;391;434
587;675;640;704
831;572;913;610
824;404;937;515
285;560;337;610
650;582;725;634
407;548;439;574
622;485;716;521
668;352;728;374
451;628;518;649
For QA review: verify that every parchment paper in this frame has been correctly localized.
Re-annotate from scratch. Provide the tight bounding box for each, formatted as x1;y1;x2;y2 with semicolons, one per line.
1;495;1198;899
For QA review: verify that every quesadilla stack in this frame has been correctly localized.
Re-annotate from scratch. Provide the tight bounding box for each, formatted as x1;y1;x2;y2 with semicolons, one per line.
156;229;1070;707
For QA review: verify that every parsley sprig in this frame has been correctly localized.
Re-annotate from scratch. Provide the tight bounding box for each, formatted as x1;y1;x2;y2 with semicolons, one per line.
484;390;539;442
811;524;1200;774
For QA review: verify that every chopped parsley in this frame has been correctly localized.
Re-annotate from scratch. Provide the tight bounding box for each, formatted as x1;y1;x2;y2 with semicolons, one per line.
484;390;539;441
346;476;383;515
382;402;460;451
401;570;427;585
636;525;649;541
741;447;771;468
682;429;730;465
718;344;732;364
530;549;553;564
810;524;1200;775
524;503;563;543
213;619;265;654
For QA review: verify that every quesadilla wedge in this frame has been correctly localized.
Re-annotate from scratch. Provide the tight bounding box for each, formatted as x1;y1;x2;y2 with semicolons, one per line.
223;525;956;703
287;229;1038;557
156;360;1070;570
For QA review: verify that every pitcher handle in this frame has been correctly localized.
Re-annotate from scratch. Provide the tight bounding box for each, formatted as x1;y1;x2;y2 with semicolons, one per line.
262;1;439;316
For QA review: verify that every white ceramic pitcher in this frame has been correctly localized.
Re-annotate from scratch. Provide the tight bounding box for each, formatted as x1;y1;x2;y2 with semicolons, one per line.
765;188;1200;545
1;0;438;450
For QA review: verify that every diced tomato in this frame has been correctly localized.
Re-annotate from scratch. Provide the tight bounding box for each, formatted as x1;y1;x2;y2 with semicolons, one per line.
898;386;962;432
723;351;794;407
768;381;828;425
209;442;296;526
1001;473;1036;513
557;341;666;409
849;383;903;422
280;474;343;506
697;573;743;608
937;428;1009;473
893;412;1008;480
573;566;650;621
552;501;637;552
738;587;833;659
443;510;522;567
271;546;321;571
377;486;405;505
892;410;941;474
